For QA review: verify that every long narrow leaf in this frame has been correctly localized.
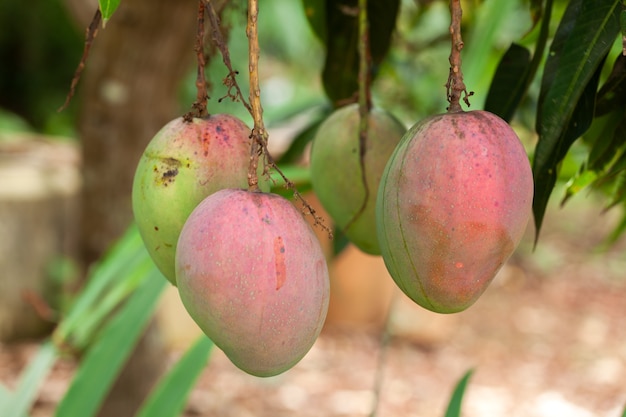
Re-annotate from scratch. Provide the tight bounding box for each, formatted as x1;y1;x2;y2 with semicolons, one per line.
2;341;57;417
484;44;531;121
54;267;166;417
54;225;145;344
532;0;621;238
135;337;214;417
444;369;474;417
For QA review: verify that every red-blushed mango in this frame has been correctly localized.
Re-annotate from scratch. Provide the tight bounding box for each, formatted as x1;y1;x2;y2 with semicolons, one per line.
175;189;330;377
132;115;267;285
310;104;406;254
376;110;533;313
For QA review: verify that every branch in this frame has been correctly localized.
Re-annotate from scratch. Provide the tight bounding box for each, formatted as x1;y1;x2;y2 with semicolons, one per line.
58;9;102;112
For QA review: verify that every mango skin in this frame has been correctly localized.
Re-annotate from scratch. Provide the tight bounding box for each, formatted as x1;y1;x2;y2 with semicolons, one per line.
175;189;330;377
132;115;264;285
376;110;533;313
310;104;405;254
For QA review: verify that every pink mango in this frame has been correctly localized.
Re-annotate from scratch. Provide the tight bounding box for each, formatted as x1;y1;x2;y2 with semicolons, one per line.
176;189;329;377
377;110;533;313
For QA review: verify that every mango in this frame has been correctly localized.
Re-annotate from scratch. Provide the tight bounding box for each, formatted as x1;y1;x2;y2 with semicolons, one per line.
175;189;330;377
132;115;264;285
310;104;405;254
376;110;533;313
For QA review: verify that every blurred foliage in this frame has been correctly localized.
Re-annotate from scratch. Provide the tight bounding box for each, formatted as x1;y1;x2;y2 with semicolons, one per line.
0;0;82;136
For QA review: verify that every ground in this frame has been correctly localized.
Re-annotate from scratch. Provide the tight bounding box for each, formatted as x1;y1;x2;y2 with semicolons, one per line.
1;189;625;417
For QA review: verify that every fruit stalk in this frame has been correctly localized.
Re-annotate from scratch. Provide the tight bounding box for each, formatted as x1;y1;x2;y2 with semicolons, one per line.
446;0;472;112
246;0;266;192
189;0;208;120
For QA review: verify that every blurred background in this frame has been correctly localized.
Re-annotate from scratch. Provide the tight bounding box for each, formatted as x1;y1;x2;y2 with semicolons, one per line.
0;0;625;416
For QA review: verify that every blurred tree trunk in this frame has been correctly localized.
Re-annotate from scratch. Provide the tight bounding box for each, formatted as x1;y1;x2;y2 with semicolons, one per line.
77;0;196;416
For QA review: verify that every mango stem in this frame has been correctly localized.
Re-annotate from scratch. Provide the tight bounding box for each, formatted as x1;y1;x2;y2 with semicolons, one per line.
446;0;473;113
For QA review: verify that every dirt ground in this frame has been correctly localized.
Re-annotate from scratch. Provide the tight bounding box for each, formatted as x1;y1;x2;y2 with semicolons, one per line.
1;191;625;417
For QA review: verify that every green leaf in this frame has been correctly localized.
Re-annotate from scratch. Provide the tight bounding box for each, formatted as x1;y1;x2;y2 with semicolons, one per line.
484;0;554;121
444;369;474;417
484;44;531;122
54;267;166;417
135;337;214;417
332;226;350;256
302;0;326;42
529;0;544;33
321;0;400;105
621;400;626;417
595;54;626;117
561;168;598;205
0;341;57;417
53;225;150;350
587;109;626;170
99;0;121;25
532;0;621;240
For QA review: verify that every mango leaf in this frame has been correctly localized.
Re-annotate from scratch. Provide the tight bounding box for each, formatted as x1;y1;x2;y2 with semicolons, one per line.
444;369;474;417
53;224;150;351
529;0;544;33
0;341;57;417
332;227;350;255
302;0;326;42
586;109;626;170
54;266;166;417
135;337;214;417
595;54;626;116
604;171;626;211
532;0;621;239
484;44;531;122
321;0;400;105
99;0;121;26
561;168;598;205
484;0;554;121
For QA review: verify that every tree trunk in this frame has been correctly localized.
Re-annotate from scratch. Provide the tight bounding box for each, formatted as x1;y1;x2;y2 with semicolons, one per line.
77;0;196;416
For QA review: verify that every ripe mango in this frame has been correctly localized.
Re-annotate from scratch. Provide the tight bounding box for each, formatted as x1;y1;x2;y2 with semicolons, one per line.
132;115;264;285
310;104;405;254
377;110;533;313
175;189;330;377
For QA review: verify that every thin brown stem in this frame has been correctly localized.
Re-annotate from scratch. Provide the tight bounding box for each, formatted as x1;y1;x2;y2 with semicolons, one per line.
204;0;252;113
185;0;209;121
205;0;331;235
246;0;264;192
58;9;102;112
445;0;472;113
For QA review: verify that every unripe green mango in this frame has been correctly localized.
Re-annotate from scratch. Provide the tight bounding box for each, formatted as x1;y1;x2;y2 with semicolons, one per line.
176;189;329;377
132;115;266;285
310;104;405;254
377;110;533;313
